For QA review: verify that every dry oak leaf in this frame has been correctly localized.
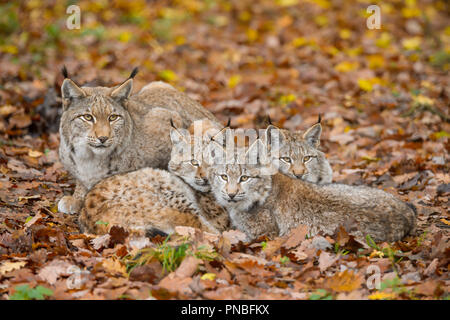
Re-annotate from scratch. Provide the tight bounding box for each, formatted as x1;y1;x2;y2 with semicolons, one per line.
318;251;337;272
222;229;247;245
38;259;73;285
325;270;363;293
414;280;443;296
102;258;127;277
175;256;202;278
0;261;26;275
283;224;308;249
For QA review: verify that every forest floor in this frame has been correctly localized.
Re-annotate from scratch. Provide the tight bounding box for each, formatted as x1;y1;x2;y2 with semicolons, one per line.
0;0;448;300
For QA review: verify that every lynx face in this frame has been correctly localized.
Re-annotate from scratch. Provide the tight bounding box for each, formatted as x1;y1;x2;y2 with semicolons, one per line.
60;79;133;156
168;120;221;192
264;123;332;184
208;140;272;212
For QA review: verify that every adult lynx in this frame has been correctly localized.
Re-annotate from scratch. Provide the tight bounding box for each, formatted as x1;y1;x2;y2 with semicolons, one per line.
58;67;219;214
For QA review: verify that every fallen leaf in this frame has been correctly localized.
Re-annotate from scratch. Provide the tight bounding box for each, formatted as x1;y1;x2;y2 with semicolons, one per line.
326;270;363;293
0;261;26;275
283;224;308;249
318;251;337;272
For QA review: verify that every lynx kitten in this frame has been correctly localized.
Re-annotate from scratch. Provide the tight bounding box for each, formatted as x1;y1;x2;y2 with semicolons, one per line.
263;118;333;184
208;140;416;242
58;67;219;214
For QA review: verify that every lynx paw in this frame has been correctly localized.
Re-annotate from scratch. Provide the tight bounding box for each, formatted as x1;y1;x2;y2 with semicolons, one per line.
58;196;82;214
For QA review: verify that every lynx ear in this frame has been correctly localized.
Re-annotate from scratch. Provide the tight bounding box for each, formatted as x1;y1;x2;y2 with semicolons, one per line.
263;125;285;150
111;78;133;100
61;79;86;100
303;123;322;148
210;118;231;146
169;123;188;146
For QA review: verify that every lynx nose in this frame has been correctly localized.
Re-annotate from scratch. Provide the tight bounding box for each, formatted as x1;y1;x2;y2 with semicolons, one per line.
98;136;109;144
227;193;236;200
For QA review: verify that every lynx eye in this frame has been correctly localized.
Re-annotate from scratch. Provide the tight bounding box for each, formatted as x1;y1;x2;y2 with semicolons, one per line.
280;157;292;163
239;175;249;182
82;114;93;121
303;155;314;163
190;159;200;167
220;174;228;181
109;114;119;121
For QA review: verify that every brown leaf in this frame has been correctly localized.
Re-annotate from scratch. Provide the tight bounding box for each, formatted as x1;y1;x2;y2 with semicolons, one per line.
318;251;337;272
325;270;363;293
335;226;350;246
129;263;162;284
108;226;129;247
9;114;31;128
414;280;443;296
175;256;201;278
38;259;73;285
283;224;308;249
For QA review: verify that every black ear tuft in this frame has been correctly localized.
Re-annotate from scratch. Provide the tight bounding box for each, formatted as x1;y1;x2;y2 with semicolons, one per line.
317;113;322;124
267;115;272;125
62;65;69;79
226;117;231;127
170;118;176;128
129;67;139;79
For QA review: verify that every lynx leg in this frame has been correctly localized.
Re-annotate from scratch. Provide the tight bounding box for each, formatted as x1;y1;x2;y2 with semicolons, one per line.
58;182;87;214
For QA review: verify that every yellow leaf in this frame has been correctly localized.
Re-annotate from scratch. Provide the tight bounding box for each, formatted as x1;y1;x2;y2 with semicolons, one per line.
402;37;421;51
402;7;421;18
314;15;328;27
279;93;297;105
369;250;385;258
369;292;397;300
201;273;216;281
325;46;339;56
228;75;242;89
326;270;363;292
376;32;391;48
308;0;331;9
0;261;26;275
358;79;373;92
291;37;309;48
334;61;359;72
276;0;299;7
362;155;381;162
345;47;362;57
367;55;385;69
238;11;251;22
246;28;258;42
445;26;450;36
158;70;178;82
339;29;352;40
413;95;434;106
118;31;132;43
28;150;43;158
174;36;186;46
0;45;18;55
440;219;450;226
